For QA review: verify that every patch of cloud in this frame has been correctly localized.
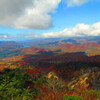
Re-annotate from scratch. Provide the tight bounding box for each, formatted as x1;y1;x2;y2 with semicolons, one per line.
0;34;8;39
3;35;8;38
0;0;61;29
64;0;89;7
41;22;100;37
2;22;100;40
0;32;40;40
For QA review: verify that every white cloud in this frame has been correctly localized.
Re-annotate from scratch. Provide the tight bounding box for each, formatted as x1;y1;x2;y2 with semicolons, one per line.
41;22;100;37
0;0;61;29
1;22;100;40
0;34;8;39
3;35;8;38
65;0;89;7
0;0;91;30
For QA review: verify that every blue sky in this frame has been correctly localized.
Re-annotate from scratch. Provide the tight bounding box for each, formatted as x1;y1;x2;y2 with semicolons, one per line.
0;0;100;40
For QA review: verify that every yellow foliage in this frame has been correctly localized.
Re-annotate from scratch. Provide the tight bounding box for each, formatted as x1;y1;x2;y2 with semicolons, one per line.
79;77;88;84
0;62;5;65
47;72;57;79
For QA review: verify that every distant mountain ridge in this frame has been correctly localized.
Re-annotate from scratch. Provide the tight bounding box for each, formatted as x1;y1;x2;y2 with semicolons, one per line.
18;36;100;49
1;37;100;58
0;41;23;50
0;41;24;58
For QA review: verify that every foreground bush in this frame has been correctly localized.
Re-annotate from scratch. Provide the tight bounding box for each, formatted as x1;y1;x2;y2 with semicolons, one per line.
0;68;39;100
81;90;100;100
64;95;83;100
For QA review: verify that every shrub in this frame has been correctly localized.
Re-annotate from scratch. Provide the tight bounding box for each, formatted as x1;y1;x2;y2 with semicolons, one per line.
81;90;100;100
0;68;40;100
64;95;83;100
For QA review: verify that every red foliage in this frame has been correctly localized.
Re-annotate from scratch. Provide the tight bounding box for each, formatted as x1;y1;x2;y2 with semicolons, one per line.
68;91;74;96
26;68;41;78
47;65;55;71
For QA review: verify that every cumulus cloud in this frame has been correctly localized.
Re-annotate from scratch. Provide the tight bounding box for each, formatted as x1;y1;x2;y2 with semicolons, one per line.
0;34;8;39
0;34;11;40
1;22;100;40
41;22;100;37
64;0;89;7
0;0;90;30
0;32;40;40
0;0;61;29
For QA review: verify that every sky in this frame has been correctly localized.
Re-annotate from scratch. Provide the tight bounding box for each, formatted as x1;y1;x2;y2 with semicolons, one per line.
0;0;100;40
